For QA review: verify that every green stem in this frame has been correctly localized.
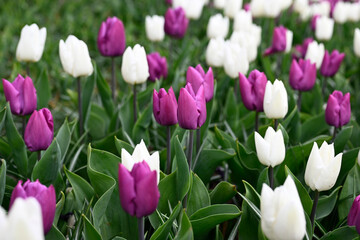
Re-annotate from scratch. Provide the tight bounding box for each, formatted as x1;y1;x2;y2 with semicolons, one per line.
274;119;279;130
137;217;144;240
111;57;116;103
187;130;194;170
22;116;26;139
26;62;30;76
196;128;201;157
322;77;327;98
166;126;171;174
38;151;41;161
269;166;274;189
133;84;137;123
332;127;337;143
297;91;302;112
255;111;259;132
77;77;83;137
310;190;320;229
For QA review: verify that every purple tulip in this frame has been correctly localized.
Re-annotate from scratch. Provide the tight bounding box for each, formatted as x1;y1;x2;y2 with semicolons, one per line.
325;90;351;128
264;26;287;56
147;52;168;82
2;74;37;116
25;108;54;152
238;70;267;112
118;161;159;218
320;50;345;77
166;0;172;5
178;83;206;129
10;179;56;234
97;17;126;57
311;15;320;31
293;38;313;60
348;195;360;234
186;64;214;102
153;87;178;126
289;59;317;91
164;7;189;39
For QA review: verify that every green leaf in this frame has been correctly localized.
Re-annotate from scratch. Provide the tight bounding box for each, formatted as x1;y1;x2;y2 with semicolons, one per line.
132;104;152;144
334;126;353;153
187;173;211;216
115;137;134;156
53;191;65;226
157;171;178;216
55;119;71;164
174;209;194;240
0;107;6;133
319;226;358;240
35;69;51;108
316;186;341;220
95;64;115;117
301;112;328;142
175;136;190;201
0;159;6;205
210;181;237;204
237;142;262;171
83;214;102;240
45;226;66;240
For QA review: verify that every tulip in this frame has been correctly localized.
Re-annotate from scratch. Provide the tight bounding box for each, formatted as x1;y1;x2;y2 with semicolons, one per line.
305;40;325;69
249;24;262;47
289;59;316;91
121;44;149;85
224;0;243;18
293;38;313;60
310;1;331;17
172;0;205;20
214;0;226;9
178;83;206;130
294;0;311;20
145;15;165;42
121;139;160;184
311;15;320;31
206;37;225;67
250;0;265;17
207;14;229;39
224;41;249;78
263;0;282;18
261;176;306;240
164;7;189;38
348;3;360;22
333;2;348;23
186;64;214;102
2;74;37;116
233;10;252;32
10;179;56;234
153;87;178;126
263;80;288;119
230;31;258;62
320;50;345;77
354;28;360;57
264;26;293;56
16;23;46;63
348;195;360;234
24;108;54;152
315;16;334;41
97;17;126;57
118;161;160;218
239;70;267;112
147;52;168;81
325;90;351;128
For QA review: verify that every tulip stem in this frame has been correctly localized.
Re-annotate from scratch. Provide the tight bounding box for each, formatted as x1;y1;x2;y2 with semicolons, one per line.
196;128;201;157
166;126;172;174
187;130;194;170
332;127;337;143
22;116;26;139
255;111;259;132
137;217;144;240
133;84;137;123
77;77;83;137
26;62;30;76
37;151;41;161
322;77;327;98
269;166;274;189
274;119;278;130
297;91;302;112
310;190;320;229
111;57;116;103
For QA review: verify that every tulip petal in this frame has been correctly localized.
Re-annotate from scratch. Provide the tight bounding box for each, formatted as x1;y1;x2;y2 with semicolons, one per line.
178;87;199;129
118;164;136;216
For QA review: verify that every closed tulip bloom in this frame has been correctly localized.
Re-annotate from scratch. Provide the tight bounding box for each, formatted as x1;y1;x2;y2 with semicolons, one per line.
224;41;249;78
230;31;258;62
320;50;345;77
145;15;165;42
264;26;293;56
263;80;288;119
263;0;282;18
249;24;262;47
178;83;206;129
348;195;360;234
121;139;160;183
293;38;313;60
153;87;178;126
315;16;334;40
207;14;229;39
294;0;310;16
10;180;56;234
173;0;205;19
250;0;265;17
164;7;189;38
310;1;331;17
311;15;320;31
206;37;226;67
325;90;351;128
305;40;325;69
261;176;306;240
348;3;360;22
147;52;168;81
16;23;46;62
59;35;93;78
239;70;267;112
354;28;360;57
333;2;348;23
121;44;149;85
24;108;54;152
2;74;37;116
305;141;342;191
186;64;214;102
255;127;285;167
234;10;252;32
97;17;126;57
118;161;160;218
224;0;243;18
289;59;316;91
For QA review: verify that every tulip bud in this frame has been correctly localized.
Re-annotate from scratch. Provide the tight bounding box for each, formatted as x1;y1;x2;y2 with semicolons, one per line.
263;0;282;18
121;139;160;184
153;87;178;126
164;7;189;38
354;28;360;57
333;2;348;24
311;15;320;31
2;74;37;116
255;127;286;167
250;0;265;17
224;41;249;78
310;2;331;17
305;40;325;69
348;3;360;22
10;180;56;234
320;50;345;77
289;59;316;92
147;52;168;81
178;83;206;129
173;0;205;20
186;64;214;102
325;90;351;128
261;176;306;240
97;17;126;57
25;108;54;152
59;35;93;78
249;24;262;47
293;38;313;60
121;44;149;85
224;0;243;18
118;161;160;218
264;26;293;56
315;16;334;41
239;70;267;112
207;14;229;39
233;10;252;32
348;195;360;234
230;31;258;62
294;0;310;16
145;15;165;42
305;141;342;191
16;23;46;63
263;80;288;119
214;0;226;9
206;37;225;67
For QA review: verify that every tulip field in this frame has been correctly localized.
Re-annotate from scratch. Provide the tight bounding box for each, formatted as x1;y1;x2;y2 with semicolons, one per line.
2;0;360;239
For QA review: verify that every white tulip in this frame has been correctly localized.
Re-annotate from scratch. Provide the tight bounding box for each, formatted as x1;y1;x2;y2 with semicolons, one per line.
173;0;205;19
357;149;360;167
305;41;325;69
250;0;265;17
315;16;334;41
261;176;306;240
16;23;46;62
249;24;262;47
224;0;243;18
305;141;342;192
293;0;309;13
280;0;293;10
214;0;226;9
310;2;330;17
121;44;149;85
206;37;226;67
233;10;253;32
355;28;360;57
230;31;258;62
223;41;249;78
59;35;93;78
145;15;165;42
263;80;288;119
348;3;360;22
255;127;285;167
207;14;229;39
285;29;293;53
333;2;348;24
121;139;160;184
264;0;282;18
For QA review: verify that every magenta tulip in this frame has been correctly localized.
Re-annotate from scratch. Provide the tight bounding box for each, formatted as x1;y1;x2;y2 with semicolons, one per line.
118;161;160;218
97;17;126;57
164;7;189;38
293;38;313;60
153;87;178;126
264;26;287;56
348;195;360;234
186;64;214;102
147;52;168;81
289;59;317;91
239;70;267;112
2;74;37;116
325;90;351;128
320;50;345;77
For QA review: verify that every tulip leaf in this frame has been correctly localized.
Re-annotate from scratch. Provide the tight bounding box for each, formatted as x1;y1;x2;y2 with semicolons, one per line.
132;104;152;144
189;204;241;238
53;191;65;226
87;104;108;140
301;112;328;142
95;64;115;117
335;147;359;187
35;69;51;109
115;136;134;156
157;171;178;216
316;186;341;220
119;94;134;137
334;126;353;154
0;159;6;205
319;226;358;240
175;136;190;201
0;107;6;133
174;209;194;240
83;214;102;240
236;141;262;171
45;225;66;240
210;181;237;204
55;118;71;164
187;173;211;216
